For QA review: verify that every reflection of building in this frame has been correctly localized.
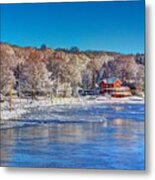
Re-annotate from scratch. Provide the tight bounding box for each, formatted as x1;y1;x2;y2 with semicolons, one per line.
99;77;132;97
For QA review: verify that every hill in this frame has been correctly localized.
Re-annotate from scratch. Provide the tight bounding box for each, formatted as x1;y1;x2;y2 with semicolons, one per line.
0;42;145;97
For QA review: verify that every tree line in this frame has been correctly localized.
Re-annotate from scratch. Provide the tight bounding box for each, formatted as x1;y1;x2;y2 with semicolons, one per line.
0;43;145;99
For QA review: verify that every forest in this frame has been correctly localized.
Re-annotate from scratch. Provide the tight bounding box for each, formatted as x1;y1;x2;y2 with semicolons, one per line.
0;43;145;99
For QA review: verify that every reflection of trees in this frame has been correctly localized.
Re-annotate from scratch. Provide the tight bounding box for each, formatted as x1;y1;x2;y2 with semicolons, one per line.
0;128;16;166
110;118;144;148
0;117;144;167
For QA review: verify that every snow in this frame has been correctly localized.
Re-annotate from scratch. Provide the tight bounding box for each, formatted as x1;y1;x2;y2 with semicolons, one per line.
0;96;144;123
95;96;144;104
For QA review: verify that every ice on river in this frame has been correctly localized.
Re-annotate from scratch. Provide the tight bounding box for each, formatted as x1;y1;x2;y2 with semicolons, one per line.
0;96;144;129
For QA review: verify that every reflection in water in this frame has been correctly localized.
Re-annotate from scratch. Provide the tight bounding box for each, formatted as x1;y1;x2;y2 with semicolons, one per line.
0;103;144;169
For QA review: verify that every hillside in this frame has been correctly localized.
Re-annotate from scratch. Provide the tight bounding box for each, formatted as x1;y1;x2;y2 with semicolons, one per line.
0;42;145;97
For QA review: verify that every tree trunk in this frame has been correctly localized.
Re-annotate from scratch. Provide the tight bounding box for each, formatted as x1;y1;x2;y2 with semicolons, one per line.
92;71;96;89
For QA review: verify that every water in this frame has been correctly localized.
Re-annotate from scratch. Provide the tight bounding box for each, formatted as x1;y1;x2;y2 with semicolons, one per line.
0;103;144;169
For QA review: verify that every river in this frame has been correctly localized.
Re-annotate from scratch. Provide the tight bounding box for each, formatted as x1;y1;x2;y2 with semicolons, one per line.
0;103;144;169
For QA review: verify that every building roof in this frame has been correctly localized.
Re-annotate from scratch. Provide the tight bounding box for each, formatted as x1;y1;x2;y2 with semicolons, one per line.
100;77;121;84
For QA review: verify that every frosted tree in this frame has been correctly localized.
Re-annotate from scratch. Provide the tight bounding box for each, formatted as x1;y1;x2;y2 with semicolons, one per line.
136;64;144;90
58;62;82;96
81;69;93;90
47;58;64;96
0;60;15;95
86;59;102;89
0;47;16;95
47;56;82;97
19;57;51;99
101;56;138;83
68;63;82;96
116;56;138;82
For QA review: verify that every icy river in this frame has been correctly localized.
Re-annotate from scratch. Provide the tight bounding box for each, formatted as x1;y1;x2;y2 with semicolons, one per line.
0;102;144;169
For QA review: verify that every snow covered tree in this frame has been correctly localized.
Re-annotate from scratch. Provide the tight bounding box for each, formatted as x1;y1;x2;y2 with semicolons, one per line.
68;63;82;96
47;58;64;96
81;69;93;90
101;56;138;83
47;56;82;97
0;60;15;95
135;64;144;91
19;57;51;99
116;56;138;82
86;59;102;89
0;46;16;95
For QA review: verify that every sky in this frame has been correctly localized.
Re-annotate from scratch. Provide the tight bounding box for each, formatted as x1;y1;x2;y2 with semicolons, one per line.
0;1;145;54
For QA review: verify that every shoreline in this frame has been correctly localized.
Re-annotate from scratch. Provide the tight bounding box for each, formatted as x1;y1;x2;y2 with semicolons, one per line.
0;96;144;122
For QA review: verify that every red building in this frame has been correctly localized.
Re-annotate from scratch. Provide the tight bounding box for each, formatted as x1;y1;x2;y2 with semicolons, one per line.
99;77;131;97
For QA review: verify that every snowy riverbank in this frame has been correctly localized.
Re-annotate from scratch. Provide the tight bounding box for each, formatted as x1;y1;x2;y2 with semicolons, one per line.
0;96;144;121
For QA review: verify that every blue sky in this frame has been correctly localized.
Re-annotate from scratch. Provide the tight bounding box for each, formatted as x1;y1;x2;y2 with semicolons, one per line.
1;1;145;54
